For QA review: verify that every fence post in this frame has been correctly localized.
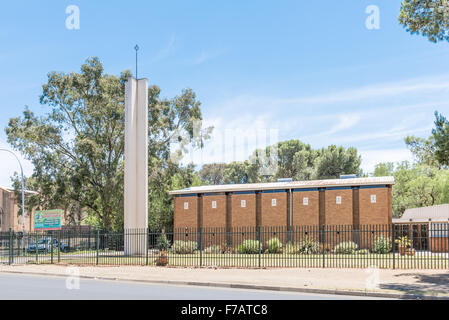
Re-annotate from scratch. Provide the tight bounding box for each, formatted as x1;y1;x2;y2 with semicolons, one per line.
96;229;100;265
35;231;38;263
8;228;13;265
392;224;395;270
258;226;262;268
58;231;61;263
50;231;54;264
145;228;150;266
322;225;325;268
199;227;203;267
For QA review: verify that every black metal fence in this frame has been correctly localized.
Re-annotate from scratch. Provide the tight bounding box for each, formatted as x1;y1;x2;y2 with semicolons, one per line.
1;223;448;269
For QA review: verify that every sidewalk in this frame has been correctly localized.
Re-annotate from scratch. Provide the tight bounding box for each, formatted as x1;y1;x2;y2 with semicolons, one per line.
1;264;448;299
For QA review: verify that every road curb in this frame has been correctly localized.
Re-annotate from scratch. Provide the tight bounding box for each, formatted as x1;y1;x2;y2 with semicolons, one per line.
1;269;448;300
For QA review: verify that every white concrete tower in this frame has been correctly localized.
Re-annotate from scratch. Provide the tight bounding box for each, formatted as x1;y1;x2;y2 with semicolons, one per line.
124;77;148;256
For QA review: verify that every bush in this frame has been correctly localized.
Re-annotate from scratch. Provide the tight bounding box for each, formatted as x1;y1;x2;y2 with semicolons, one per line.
298;237;320;254
333;241;358;254
283;242;300;254
237;240;261;254
266;237;282;254
355;249;370;255
372;235;391;254
156;230;170;251
171;240;198;254
204;245;223;254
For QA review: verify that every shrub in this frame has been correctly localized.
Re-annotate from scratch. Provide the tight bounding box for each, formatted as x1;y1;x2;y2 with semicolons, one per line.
171;240;198;254
204;245;223;254
237;240;261;254
333;241;358;254
355;249;370;255
156;230;171;251
395;236;412;248
266;237;282;254
372;235;391;254
283;242;300;254
298;237;320;254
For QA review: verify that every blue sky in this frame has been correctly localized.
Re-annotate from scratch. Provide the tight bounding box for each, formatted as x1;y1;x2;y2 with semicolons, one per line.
1;0;449;186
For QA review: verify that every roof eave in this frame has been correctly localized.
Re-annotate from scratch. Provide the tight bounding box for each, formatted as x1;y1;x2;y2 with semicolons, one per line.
169;177;395;196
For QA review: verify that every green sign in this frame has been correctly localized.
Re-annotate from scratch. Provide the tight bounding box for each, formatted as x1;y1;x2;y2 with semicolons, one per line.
34;209;63;230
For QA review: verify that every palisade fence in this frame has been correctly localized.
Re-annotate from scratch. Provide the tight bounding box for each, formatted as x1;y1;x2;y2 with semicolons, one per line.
0;223;448;269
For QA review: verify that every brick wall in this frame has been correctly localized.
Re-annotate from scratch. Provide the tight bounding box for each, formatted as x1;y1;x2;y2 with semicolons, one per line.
359;187;391;225
173;185;393;231
325;188;353;225
231;193;257;227
430;236;449;253
202;194;227;228
260;191;287;227
174;195;198;230
292;190;319;226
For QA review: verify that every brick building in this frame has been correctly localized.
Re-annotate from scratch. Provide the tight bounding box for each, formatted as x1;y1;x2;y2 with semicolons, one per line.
170;176;394;231
0;187;38;232
393;204;449;253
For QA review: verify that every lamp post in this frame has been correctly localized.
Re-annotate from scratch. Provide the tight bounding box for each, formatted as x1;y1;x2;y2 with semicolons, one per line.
0;149;26;249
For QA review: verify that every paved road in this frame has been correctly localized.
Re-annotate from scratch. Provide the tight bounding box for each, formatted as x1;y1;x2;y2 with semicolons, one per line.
0;273;388;300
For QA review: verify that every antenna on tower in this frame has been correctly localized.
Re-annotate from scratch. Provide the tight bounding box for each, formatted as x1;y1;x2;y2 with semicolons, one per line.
134;44;139;79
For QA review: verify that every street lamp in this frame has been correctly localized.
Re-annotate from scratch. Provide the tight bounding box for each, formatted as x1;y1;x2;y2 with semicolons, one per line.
0;149;26;237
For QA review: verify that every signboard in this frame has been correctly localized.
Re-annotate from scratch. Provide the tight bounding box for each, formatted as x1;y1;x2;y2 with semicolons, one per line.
34;209;63;230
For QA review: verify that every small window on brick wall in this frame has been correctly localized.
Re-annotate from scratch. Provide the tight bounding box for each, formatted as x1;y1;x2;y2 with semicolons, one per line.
241;200;246;208
212;201;217;209
336;196;342;205
303;197;309;206
271;198;277;207
371;195;377;203
184;202;189;210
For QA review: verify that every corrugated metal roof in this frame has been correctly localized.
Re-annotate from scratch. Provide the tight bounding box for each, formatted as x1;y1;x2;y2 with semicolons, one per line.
394;204;449;223
169;176;394;195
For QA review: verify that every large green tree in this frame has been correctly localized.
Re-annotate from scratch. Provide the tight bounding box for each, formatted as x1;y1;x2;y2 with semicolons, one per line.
373;162;395;177
313;145;361;179
405;112;448;168
223;161;261;184
198;140;362;185
399;0;449;42
374;112;449;217
391;162;449;216
432;111;449;166
6;57;209;231
198;163;227;185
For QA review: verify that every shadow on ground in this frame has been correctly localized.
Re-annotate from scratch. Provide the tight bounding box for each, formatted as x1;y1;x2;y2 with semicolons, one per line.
381;273;449;295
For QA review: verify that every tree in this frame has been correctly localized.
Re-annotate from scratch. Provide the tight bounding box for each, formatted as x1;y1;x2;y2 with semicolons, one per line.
6;57;209;230
373;162;395;177
313;145;362;179
404;135;439;167
405;112;448;168
399;0;449;42
432;111;449;166
223;161;260;184
198;163;227;185
265;140;316;180
392;162;449;216
245;140;361;181
199;140;362;184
